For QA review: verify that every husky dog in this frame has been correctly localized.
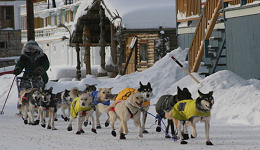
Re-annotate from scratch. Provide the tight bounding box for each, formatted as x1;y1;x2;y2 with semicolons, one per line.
137;82;153;133
155;86;192;138
18;88;34;124
84;84;97;93
28;88;42;125
90;87;113;129
98;92;144;139
67;92;96;134
165;90;214;145
38;87;57;130
110;82;153;133
55;89;71;121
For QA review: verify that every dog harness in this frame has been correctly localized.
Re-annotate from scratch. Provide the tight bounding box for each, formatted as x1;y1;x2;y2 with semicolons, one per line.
109;101;138;118
172;100;210;121
91;91;110;106
115;88;150;107
70;97;92;118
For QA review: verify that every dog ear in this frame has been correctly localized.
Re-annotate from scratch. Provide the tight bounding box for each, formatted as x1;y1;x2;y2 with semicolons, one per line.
198;90;203;97
109;87;113;90
48;87;53;93
209;91;213;96
147;82;151;87
177;86;182;93
78;91;82;96
85;84;90;88
139;81;143;87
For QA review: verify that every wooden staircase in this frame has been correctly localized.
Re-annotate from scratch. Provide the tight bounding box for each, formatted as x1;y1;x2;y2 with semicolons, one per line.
189;0;223;72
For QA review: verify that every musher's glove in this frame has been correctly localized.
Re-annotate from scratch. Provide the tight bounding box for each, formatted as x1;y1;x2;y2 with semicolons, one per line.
33;67;44;76
13;67;22;75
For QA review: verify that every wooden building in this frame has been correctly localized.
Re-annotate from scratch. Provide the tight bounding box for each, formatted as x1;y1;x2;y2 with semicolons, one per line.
71;0;177;77
176;0;260;79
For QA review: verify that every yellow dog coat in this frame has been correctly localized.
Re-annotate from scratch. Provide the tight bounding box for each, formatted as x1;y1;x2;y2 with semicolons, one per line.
172;100;210;121
70;97;92;118
115;88;150;107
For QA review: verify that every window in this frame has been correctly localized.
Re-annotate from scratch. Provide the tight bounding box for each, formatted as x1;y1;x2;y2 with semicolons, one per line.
0;42;7;49
140;44;147;62
5;8;12;19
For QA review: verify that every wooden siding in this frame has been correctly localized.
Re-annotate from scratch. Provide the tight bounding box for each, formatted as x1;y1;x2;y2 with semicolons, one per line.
225;13;260;79
122;29;177;74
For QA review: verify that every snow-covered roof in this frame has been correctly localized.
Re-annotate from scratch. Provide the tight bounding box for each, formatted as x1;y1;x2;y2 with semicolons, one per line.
72;0;176;32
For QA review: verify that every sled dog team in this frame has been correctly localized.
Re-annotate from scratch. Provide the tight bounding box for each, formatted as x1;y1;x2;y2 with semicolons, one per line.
18;81;214;145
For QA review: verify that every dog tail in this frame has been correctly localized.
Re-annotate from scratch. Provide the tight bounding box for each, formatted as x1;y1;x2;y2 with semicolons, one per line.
97;103;110;113
70;87;79;99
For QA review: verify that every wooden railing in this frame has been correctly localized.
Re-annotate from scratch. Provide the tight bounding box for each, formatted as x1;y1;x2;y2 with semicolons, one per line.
188;0;258;72
189;0;222;72
177;0;200;18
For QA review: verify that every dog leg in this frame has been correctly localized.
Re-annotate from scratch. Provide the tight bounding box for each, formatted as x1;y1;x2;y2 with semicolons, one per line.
105;113;110;127
109;111;117;137
141;110;148;133
156;114;162;132
170;119;176;136
134;119;143;138
28;105;34;125
50;109;57;130
165;119;171;138
174;119;188;144
204;119;213;145
190;120;197;138
182;121;190;140
35;107;40;125
21;104;28;125
76;113;85;134
119;122;126;139
67;116;74;131
95;108;102;129
90;111;97;134
39;107;46;128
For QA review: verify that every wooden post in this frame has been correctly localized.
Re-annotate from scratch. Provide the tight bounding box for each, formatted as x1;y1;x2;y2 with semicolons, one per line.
26;0;35;41
98;3;107;76
110;23;118;77
83;25;91;75
76;43;81;80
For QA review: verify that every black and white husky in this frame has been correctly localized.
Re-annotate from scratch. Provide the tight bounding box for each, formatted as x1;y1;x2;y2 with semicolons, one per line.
38;87;57;130
28;88;42;125
165;90;214;145
55;89;71;121
137;82;153;133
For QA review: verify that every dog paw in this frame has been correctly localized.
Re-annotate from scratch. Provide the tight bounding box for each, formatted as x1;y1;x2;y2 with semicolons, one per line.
91;128;97;134
191;134;196;139
111;130;116;137
52;128;57;130
80;130;85;133
24;119;28;125
76;131;81;135
206;141;213;145
139;134;143;138
182;133;189;140
41;124;46;128
35;120;40;125
156;126;161;132
120;133;126;139
105;121;110;127
96;124;101;129
142;130;149;134
165;134;171;138
47;125;51;129
83;121;88;127
180;140;188;144
65;118;69;122
67;126;72;131
54;118;58;121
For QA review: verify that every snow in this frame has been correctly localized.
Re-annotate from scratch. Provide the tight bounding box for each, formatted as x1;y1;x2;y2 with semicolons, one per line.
0;48;260;150
72;0;176;33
